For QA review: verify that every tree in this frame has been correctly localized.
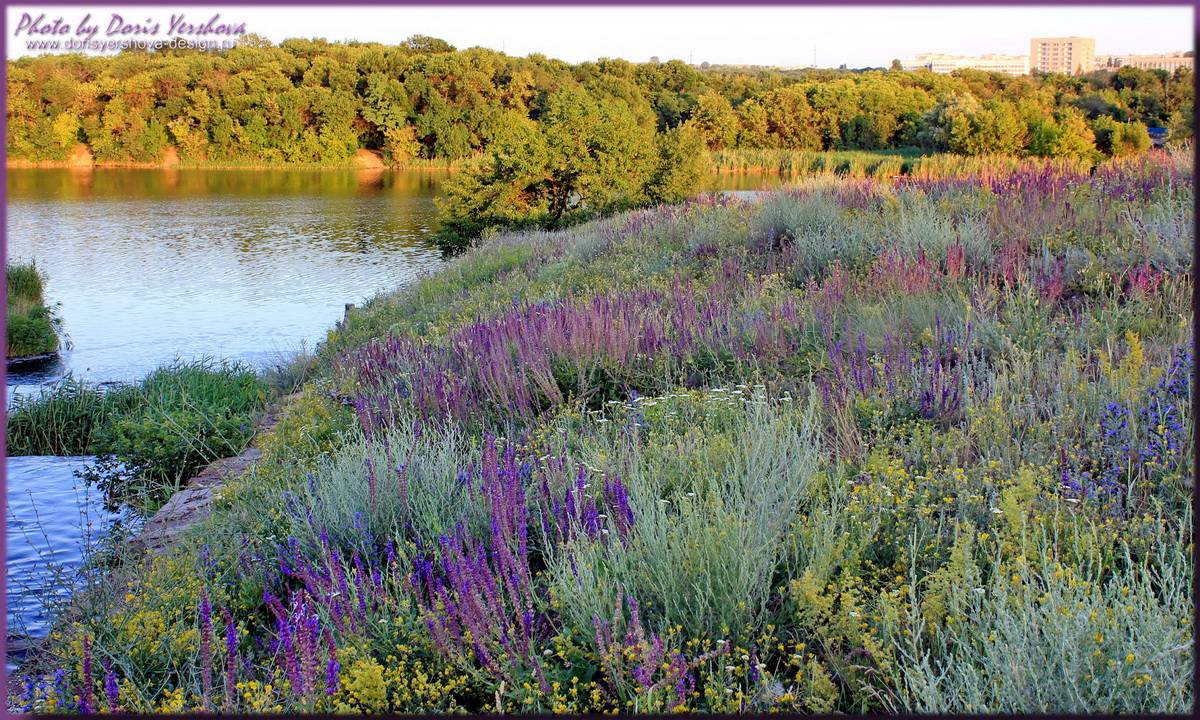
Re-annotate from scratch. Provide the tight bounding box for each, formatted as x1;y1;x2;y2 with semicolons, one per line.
735;98;771;148
646;123;709;204
890;59;904;72
763;86;822;149
1093;116;1150;156
920;94;1025;155
362;73;420;162
687;90;738;149
401;35;455;54
434;88;661;253
1027;107;1097;160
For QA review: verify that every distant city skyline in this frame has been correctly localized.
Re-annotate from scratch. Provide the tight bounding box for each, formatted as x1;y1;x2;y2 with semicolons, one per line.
6;4;1194;66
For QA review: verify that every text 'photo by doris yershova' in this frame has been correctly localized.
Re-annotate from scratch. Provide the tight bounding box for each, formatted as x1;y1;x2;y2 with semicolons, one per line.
1;2;1195;715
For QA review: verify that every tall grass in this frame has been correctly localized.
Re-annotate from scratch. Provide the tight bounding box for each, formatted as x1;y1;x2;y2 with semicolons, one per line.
7;360;267;513
6;261;62;358
709;148;918;178
5;377;142;456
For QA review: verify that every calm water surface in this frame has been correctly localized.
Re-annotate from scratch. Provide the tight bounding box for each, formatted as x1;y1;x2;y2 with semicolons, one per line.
6;169;449;388
3;167;785;641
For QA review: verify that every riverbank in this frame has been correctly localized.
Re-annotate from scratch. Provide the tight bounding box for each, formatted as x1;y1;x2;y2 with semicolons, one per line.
7;148;1109;182
5;361;270;514
5;148;462;172
11;148;1192;714
5;263;61;361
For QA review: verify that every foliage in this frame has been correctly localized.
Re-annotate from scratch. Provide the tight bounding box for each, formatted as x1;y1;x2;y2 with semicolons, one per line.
18;151;1193;715
7;360;267;513
433;88;660;251
6;262;62;358
6;40;1187;168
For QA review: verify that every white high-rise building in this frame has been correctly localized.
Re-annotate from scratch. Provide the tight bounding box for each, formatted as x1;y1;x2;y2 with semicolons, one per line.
1030;37;1096;75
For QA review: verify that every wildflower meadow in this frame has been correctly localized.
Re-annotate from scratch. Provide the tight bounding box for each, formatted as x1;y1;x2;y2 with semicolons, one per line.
15;149;1194;714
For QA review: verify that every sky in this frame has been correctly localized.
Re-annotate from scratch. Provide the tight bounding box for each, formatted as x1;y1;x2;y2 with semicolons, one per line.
6;4;1195;66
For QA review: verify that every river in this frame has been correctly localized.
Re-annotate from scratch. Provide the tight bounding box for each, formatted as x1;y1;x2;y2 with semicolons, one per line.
3;167;785;646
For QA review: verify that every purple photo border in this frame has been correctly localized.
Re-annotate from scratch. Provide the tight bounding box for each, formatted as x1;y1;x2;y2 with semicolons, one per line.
0;2;1195;718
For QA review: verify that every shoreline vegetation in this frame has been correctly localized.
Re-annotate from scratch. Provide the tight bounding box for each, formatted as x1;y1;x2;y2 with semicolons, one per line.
6;360;270;515
0;148;1094;178
7;36;1189;175
10;147;1192;714
5;262;63;361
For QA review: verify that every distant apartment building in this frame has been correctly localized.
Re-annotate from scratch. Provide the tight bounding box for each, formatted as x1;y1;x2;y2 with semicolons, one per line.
903;52;1029;75
1095;52;1193;73
1030;37;1096;75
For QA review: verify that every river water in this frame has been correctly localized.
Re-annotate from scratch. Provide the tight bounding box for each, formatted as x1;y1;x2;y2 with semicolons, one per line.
4;167;784;643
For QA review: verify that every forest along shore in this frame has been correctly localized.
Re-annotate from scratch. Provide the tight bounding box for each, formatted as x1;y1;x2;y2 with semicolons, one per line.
8;41;1185;173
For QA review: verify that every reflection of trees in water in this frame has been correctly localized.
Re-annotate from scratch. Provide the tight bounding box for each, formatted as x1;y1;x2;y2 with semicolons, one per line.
6;168;449;201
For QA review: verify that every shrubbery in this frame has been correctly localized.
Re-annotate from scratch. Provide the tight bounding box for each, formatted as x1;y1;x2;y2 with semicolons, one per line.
6;262;62;358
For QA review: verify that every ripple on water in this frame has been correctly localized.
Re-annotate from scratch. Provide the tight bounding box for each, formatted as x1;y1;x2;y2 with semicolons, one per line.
5;456;119;640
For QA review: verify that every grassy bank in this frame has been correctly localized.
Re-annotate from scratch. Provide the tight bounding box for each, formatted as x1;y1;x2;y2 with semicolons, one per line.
708;148;1097;179
6;361;268;514
15;148;1193;714
6;262;62;359
5;149;1096;180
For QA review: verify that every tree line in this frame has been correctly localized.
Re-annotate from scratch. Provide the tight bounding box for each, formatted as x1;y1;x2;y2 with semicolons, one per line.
7;36;1192;250
7;35;1192;166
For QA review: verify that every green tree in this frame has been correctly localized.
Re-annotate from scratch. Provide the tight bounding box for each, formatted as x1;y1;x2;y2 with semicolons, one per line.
435;88;661;253
735;98;771;148
687;90;738;149
1027;107;1098;160
920;94;1025;155
1093;116;1150;156
646;123;709;204
763;86;822;149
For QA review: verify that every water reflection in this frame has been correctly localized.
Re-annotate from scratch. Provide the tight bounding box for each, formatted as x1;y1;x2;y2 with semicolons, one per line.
6;169;449;387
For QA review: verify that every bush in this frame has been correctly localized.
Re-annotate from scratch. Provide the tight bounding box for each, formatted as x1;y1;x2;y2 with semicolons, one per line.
545;389;825;639
6;262;61;358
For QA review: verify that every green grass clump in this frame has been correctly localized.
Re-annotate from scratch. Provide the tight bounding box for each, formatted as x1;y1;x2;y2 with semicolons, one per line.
6;262;62;358
7;359;267;513
5;377;141;455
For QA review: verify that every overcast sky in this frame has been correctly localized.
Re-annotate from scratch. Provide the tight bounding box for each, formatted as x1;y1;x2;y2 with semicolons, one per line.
6;4;1194;66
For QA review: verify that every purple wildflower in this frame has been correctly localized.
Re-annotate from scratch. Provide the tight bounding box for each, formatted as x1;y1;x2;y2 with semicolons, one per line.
199;589;214;709
102;659;118;713
223;608;238;711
